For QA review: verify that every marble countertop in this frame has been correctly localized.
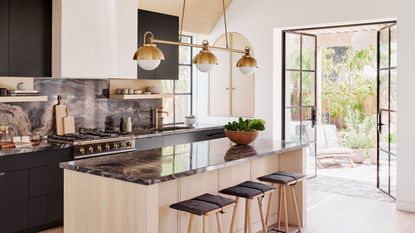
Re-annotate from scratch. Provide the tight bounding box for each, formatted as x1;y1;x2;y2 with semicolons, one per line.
0;141;72;157
60;138;307;185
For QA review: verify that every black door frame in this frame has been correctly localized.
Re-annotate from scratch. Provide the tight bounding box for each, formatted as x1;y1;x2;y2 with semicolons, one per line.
282;31;318;178
376;23;397;199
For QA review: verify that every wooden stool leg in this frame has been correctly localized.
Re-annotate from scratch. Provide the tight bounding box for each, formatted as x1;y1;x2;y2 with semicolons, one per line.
187;214;194;233
283;185;289;233
216;212;224;233
244;199;252;233
277;185;282;231
203;215;208;233
257;197;267;233
265;185;273;227
229;197;239;233
291;186;302;232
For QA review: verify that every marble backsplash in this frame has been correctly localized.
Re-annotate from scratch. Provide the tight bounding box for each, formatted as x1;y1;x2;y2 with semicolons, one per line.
0;78;161;137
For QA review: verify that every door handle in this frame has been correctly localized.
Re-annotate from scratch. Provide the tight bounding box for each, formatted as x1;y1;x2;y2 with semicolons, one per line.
378;113;386;134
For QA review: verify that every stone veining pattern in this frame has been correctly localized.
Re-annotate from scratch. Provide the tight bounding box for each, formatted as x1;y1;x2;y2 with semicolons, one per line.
60;138;307;185
0;78;161;137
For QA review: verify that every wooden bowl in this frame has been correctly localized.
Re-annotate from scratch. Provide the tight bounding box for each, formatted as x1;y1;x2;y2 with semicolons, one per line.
224;129;259;145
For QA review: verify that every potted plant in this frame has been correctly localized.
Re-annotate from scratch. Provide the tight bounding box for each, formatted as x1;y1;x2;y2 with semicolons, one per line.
224;117;266;145
344;109;376;164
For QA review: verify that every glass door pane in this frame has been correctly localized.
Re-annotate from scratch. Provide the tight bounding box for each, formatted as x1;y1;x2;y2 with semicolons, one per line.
284;32;317;177
377;24;397;198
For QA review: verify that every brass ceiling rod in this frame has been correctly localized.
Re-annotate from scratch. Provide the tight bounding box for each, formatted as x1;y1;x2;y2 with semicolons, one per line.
179;0;186;43
222;0;229;49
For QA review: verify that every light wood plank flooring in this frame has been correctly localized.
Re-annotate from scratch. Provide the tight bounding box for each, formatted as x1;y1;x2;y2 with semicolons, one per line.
40;190;415;233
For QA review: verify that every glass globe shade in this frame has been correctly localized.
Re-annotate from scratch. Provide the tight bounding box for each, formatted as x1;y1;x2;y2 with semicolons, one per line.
238;66;256;75
195;63;215;73
137;59;161;71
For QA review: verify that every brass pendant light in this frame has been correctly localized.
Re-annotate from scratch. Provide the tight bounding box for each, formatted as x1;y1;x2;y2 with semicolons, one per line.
236;46;258;75
133;0;258;75
192;40;218;73
133;32;165;71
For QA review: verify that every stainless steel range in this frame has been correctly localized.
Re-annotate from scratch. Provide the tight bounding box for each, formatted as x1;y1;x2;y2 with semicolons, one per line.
47;128;136;159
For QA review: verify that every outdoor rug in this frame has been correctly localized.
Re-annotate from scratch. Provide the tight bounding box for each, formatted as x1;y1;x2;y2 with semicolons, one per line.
307;175;395;202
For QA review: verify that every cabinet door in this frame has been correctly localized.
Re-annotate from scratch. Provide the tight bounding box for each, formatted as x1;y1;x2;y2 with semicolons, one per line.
0;170;29;233
209;34;231;116
135;136;163;151
163;132;203;146
0;0;8;75
138;9;179;80
9;0;52;77
231;33;255;117
29;192;63;227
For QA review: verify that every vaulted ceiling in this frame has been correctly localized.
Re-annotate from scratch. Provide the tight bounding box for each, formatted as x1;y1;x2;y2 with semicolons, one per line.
138;0;232;35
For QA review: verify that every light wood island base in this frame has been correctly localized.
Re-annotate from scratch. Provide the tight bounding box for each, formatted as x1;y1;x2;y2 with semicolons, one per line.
64;148;306;233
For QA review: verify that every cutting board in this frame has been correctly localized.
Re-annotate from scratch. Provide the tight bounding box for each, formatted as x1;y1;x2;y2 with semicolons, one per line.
55;104;67;136
0;142;15;149
63;116;75;134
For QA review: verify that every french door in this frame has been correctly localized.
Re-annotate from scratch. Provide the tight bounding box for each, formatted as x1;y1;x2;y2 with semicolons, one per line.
282;32;318;177
377;24;397;198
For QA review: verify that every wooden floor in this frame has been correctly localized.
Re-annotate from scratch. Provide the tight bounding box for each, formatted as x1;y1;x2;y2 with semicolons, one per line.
40;190;415;233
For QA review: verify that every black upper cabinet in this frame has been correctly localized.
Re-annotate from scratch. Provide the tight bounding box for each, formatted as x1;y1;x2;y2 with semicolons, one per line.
0;0;9;75
9;0;52;77
138;9;179;80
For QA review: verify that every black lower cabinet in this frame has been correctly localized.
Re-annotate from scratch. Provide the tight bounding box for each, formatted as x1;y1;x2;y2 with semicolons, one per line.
29;192;63;229
0;170;29;233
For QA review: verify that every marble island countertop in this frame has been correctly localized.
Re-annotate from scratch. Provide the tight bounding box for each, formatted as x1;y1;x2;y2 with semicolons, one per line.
60;138;308;185
0;141;72;157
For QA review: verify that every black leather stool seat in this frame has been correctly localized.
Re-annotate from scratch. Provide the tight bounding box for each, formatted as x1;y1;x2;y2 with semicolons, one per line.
219;181;274;199
258;171;306;185
170;193;235;216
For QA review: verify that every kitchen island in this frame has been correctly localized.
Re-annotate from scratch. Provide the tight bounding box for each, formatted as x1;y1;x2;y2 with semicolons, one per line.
60;138;308;233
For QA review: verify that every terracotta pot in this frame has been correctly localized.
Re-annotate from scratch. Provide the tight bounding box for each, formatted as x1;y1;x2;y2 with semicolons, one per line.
352;149;366;163
224;129;259;145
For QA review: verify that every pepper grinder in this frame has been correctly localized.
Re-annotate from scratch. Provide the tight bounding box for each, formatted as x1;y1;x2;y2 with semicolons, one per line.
120;118;126;133
126;117;132;133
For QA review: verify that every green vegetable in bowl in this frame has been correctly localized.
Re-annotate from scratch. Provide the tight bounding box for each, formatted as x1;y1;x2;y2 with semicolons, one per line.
225;117;266;132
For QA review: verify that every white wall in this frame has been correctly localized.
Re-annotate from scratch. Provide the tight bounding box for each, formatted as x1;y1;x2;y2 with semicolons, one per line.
196;0;415;212
55;0;137;78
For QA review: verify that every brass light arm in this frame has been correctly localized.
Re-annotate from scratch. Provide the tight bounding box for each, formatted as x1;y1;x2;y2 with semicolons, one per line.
153;38;247;54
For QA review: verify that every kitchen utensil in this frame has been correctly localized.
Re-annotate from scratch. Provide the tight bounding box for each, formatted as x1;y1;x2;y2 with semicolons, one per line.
13;136;22;143
0;88;8;96
147;85;162;94
133;90;142;95
0;142;15;149
63;116;75;134
0;126;11;142
54;96;67;136
184;115;196;126
16;82;27;91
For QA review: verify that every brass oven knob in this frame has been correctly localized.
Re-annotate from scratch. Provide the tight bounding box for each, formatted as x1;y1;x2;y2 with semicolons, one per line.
112;143;119;149
97;145;103;152
120;143;125;148
88;146;94;153
79;147;85;154
105;144;111;150
126;142;132;147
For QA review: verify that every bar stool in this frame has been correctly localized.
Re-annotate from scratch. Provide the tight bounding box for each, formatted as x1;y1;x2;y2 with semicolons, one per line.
258;171;306;233
170;193;236;233
219;181;274;233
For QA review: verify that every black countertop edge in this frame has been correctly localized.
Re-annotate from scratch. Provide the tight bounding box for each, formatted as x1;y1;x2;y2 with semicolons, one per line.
0;124;224;157
0;142;72;157
60;139;308;186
